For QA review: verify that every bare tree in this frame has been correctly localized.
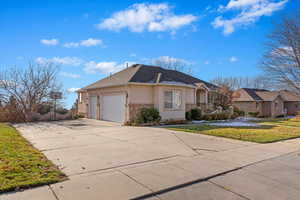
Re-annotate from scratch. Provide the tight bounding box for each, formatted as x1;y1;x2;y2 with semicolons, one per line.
151;56;192;73
0;62;61;121
261;14;300;92
211;76;273;90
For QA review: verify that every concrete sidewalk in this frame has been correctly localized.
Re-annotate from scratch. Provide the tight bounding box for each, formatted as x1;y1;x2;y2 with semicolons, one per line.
2;119;300;200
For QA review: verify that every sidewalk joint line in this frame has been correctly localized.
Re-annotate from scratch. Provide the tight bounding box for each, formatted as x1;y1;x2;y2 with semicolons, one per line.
48;185;60;200
117;170;163;200
208;180;251;200
130;167;243;200
170;132;201;155
68;155;179;177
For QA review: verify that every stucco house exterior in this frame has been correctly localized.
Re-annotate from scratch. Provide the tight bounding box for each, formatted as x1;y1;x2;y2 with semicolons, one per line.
76;64;219;123
232;88;300;117
278;90;300;115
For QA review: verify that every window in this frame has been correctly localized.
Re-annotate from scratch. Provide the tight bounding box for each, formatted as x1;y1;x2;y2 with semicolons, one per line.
164;90;182;109
208;92;215;104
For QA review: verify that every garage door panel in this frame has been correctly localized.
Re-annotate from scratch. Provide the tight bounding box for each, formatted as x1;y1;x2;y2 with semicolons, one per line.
102;94;125;123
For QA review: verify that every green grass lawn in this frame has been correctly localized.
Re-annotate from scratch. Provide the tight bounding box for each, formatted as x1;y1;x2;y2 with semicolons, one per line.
0;123;66;193
168;118;300;143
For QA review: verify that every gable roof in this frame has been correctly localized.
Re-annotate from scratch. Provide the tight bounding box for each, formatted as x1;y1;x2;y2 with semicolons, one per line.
243;88;267;101
82;65;139;90
256;91;281;101
233;88;300;102
279;90;300;102
233;88;280;102
82;64;218;90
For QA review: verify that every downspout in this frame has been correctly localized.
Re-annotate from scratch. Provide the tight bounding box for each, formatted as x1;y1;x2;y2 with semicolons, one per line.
156;73;162;83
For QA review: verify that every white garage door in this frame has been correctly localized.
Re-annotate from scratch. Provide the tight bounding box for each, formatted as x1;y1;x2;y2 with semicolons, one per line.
102;94;126;123
89;96;97;119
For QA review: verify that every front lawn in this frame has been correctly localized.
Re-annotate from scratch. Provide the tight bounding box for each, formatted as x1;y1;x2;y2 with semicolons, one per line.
0;123;66;193
167;118;300;143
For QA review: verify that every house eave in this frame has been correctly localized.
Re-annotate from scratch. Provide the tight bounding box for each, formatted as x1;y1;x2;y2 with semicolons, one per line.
80;82;198;91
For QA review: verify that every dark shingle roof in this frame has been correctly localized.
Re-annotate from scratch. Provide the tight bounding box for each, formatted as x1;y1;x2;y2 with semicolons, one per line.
242;88;268;101
82;64;218;90
234;88;284;102
129;64;218;89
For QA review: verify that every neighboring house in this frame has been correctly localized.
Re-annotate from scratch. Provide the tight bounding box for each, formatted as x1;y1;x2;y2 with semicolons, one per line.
232;88;300;117
279;90;300;115
77;64;219;123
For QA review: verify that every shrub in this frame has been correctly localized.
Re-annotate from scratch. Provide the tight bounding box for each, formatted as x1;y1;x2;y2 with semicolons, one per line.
233;107;245;116
56;108;69;115
190;108;202;120
135;107;161;124
37;104;51;115
201;112;231;121
73;114;85;119
231;112;240;119
248;112;259;117
185;111;192;121
201;114;213;121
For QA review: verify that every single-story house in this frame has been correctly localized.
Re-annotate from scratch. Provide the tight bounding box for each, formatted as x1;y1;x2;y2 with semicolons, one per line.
232;88;300;117
278;90;300;115
76;64;219;123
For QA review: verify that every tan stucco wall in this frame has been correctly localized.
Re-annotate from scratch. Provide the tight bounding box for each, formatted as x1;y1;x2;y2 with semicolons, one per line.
129;84;195;120
261;102;271;117
270;97;284;117
77;92;88;116
154;85;188;120
233;98;285;117
78;86;129;121
284;102;300;115
128;85;154;104
186;88;196;104
233;101;260;113
78;84;196;122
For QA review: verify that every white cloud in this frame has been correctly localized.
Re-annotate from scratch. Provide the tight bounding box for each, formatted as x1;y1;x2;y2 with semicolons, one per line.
204;60;210;65
40;39;59;46
97;3;197;33
80;38;103;47
229;56;238;62
60;72;81;79
219;0;263;10
84;61;136;74
130;53;137;57
67;88;80;93
212;0;288;35
35;57;83;66
63;38;103;48
63;42;80;48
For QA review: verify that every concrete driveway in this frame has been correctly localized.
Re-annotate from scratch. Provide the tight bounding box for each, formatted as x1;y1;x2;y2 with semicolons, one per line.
3;119;300;200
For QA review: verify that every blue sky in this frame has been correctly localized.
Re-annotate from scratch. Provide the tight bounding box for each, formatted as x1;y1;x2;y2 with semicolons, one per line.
1;0;299;108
